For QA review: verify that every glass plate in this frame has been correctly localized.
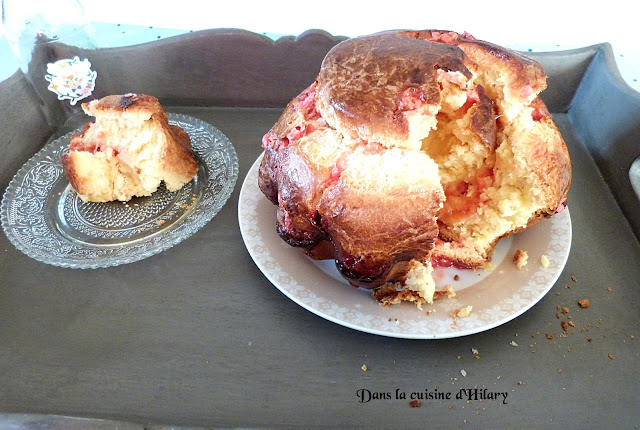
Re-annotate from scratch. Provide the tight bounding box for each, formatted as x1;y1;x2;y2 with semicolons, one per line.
239;154;572;339
1;113;238;268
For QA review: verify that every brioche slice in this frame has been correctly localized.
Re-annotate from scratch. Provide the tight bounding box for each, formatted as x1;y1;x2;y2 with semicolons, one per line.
62;94;198;202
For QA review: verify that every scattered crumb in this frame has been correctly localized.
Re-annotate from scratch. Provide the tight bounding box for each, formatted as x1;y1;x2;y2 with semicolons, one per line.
449;403;454;409
607;287;612;292
361;364;368;371
510;341;518;347
587;338;593;343
608;353;615;360
451;305;473;318
433;284;456;301
483;262;495;271
517;381;525;386
558;369;563;374
571;276;578;282
471;348;479;355
546;334;554;339
561;320;569;333
513;249;528;269
453;274;460;281
409;400;422;408
568;321;575;327
540;255;550;268
578;299;591;308
460;369;467;377
562;307;569;314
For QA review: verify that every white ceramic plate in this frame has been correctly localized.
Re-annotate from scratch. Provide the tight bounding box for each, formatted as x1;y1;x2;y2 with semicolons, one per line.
239;154;572;339
1;114;238;268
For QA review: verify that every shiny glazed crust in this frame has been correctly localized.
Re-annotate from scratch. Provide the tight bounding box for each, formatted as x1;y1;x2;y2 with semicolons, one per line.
316;32;473;147
259;30;571;302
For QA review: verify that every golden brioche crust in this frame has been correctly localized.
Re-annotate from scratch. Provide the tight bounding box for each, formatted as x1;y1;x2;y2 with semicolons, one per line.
317;32;474;147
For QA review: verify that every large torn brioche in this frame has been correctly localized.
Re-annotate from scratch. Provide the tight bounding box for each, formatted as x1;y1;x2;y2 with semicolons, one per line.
62;94;198;202
259;30;571;305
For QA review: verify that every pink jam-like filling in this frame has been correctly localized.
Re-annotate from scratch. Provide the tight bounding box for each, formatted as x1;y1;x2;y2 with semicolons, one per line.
459;87;480;115
439;167;494;225
520;85;534;99
531;107;545;121
431;239;474;269
428;30;476;44
397;87;425;111
69;130;113;155
262;83;322;151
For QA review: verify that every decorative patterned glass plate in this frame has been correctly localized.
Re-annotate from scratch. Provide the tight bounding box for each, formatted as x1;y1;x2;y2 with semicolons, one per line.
239;155;572;339
1;114;238;268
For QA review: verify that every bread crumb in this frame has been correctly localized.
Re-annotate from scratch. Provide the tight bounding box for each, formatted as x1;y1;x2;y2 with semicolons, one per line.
361;364;368;371
471;348;479;355
453;274;460;281
460;369;467;377
483;262;495;271
608;353;615;360
434;284;456;299
546;333;553;339
451;305;473;318
409;399;422;408
561;320;569;333
578;299;591;308
513;249;528;269
540;255;550;268
571;276;578;282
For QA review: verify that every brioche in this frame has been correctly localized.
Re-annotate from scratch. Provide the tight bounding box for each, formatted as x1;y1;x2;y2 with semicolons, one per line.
62;94;198;202
259;30;571;305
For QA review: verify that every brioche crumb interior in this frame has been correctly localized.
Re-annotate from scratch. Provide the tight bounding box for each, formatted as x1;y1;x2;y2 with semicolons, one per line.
414;69;548;263
403;260;437;304
70;112;167;201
